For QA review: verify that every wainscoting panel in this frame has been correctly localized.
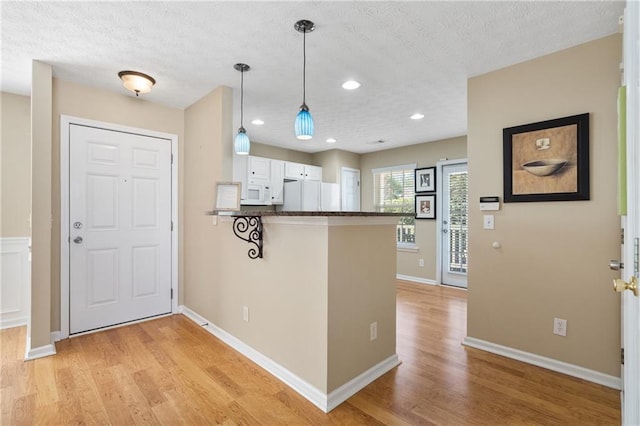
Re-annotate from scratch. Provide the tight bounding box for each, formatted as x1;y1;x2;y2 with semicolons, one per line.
1;237;30;329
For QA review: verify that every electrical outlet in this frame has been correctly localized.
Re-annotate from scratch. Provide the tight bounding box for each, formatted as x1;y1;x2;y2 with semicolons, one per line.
419;258;425;267
553;317;567;336
243;306;249;322
370;322;378;341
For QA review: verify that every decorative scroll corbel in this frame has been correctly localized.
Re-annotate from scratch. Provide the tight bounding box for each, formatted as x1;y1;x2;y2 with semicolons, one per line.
232;216;263;259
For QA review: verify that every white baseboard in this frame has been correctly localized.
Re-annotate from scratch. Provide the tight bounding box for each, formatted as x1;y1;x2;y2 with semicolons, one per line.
179;305;399;412
396;274;437;285
0;317;28;330
462;336;622;390
24;334;57;361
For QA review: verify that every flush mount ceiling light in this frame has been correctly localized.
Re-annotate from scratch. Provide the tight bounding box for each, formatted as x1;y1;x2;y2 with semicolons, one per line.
294;19;315;140
234;63;251;155
326;138;337;143
251;119;264;125
410;113;425;120
342;80;360;90
118;70;155;96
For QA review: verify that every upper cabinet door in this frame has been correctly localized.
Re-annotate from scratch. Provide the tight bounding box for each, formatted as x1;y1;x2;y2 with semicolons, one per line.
284;162;306;180
270;160;285;204
304;165;322;181
248;156;271;181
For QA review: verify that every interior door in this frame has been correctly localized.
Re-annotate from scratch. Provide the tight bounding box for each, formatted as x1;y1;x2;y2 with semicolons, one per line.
341;167;360;211
69;124;172;334
441;162;468;288
620;3;640;423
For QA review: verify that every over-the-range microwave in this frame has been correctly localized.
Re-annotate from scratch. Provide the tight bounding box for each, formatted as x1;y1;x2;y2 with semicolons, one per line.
242;183;272;205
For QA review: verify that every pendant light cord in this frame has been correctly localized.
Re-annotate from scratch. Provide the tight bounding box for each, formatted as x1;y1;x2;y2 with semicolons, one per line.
240;69;244;128
302;29;306;106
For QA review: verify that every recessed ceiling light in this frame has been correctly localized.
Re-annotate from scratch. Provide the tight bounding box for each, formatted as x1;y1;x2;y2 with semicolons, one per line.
326;138;337;143
342;80;360;90
251;119;264;125
410;113;425;120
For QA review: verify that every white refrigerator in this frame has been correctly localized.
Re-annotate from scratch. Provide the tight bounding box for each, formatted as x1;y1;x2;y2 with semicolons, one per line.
282;181;340;211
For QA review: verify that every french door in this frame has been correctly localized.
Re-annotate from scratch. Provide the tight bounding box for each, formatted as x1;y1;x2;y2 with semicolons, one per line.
440;161;468;288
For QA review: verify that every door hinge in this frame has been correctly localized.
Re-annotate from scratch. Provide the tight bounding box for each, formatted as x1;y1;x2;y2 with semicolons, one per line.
621;347;624;365
171;221;174;231
171;288;174;300
171;153;174;165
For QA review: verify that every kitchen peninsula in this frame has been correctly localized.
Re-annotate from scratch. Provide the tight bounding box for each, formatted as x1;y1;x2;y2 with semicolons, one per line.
191;210;403;412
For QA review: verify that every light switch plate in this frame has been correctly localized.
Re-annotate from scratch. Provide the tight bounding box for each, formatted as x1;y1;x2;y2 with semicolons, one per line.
483;215;495;230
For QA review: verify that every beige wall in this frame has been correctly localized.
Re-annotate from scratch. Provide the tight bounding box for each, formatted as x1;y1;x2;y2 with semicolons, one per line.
49;79;185;331
360;136;467;281
312;149;361;184
467;35;621;376
30;61;53;348
249;141;313;165
1;92;31;237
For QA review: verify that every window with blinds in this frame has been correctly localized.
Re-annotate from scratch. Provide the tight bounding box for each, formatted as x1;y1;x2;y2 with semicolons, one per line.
372;164;416;244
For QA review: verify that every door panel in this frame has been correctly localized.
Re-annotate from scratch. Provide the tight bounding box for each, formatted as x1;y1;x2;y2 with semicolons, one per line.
341;168;360;212
441;162;468;288
70;124;172;334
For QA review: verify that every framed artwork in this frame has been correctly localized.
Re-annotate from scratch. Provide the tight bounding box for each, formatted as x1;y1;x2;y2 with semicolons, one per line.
415;194;436;219
415;167;436;193
503;113;589;203
215;182;241;211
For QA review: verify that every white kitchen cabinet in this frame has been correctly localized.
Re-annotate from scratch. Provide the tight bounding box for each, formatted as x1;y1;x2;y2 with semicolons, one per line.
304;165;322;181
284;162;306;180
248;156;271;181
270;159;285;204
284;162;322;181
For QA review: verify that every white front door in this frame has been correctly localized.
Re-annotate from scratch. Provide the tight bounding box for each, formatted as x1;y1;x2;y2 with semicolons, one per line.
621;2;640;423
69;124;172;334
341;167;360;211
440;162;468;288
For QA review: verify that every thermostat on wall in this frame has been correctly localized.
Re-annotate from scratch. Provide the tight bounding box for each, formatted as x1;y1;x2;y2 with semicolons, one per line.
480;196;500;211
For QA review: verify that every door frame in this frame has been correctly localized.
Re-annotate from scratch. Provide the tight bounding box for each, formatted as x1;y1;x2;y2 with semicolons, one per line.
435;158;468;285
59;115;178;339
340;167;361;211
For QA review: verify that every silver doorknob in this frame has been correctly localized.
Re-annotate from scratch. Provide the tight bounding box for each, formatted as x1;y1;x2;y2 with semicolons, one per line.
73;236;83;244
609;260;624;270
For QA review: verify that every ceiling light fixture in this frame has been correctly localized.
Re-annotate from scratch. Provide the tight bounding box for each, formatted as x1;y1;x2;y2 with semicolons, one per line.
294;19;315;140
326;138;337;143
342;80;360;90
410;113;425;120
234;63;251;156
251;119;264;125
118;70;155;96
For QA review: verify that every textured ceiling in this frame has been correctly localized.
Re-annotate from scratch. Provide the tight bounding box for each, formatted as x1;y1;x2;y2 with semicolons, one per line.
1;1;624;154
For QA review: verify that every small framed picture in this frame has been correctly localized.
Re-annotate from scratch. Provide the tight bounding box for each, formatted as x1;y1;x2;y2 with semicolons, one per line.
215;182;241;211
415;167;436;193
415;194;436;219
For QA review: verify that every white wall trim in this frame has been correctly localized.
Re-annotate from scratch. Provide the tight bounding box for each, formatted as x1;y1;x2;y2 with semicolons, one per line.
59;115;179;339
396;274;437;286
462;336;622;390
326;354;401;412
179;305;399;412
24;333;57;361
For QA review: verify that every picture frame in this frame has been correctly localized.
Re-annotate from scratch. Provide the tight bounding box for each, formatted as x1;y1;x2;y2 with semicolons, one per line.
215;182;241;211
415;167;436;193
503;113;589;203
415;194;436;219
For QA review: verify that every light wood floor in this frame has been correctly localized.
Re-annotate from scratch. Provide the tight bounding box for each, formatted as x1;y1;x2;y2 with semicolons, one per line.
1;281;620;425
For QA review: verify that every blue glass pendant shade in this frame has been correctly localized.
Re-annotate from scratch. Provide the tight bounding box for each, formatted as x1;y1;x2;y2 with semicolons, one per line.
234;128;250;155
295;106;314;140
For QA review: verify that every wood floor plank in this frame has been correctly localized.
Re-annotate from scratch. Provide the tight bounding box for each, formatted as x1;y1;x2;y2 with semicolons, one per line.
0;280;621;425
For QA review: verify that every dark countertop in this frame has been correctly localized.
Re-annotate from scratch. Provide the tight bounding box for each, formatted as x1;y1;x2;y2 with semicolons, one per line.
206;210;410;217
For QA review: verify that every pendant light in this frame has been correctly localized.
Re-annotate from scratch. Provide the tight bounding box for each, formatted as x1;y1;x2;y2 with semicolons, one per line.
294;19;315;140
234;63;251;155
